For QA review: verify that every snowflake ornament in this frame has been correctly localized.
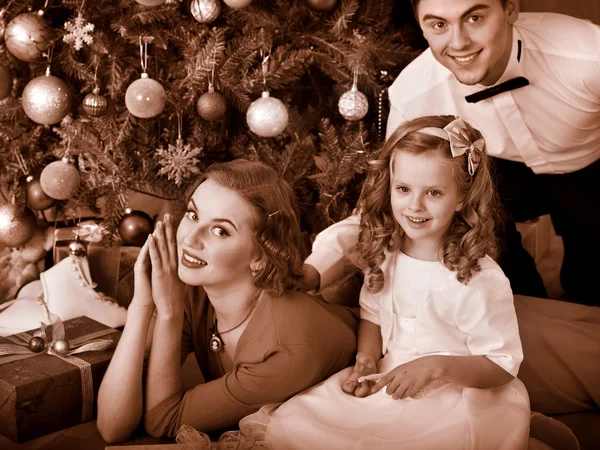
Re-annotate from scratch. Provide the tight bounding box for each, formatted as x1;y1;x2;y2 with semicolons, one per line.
156;138;203;186
63;13;95;51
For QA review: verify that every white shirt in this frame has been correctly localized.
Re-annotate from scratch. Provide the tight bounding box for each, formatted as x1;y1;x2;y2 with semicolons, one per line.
360;252;523;377
387;13;600;175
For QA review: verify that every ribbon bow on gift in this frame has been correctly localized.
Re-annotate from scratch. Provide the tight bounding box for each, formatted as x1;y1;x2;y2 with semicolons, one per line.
419;118;485;176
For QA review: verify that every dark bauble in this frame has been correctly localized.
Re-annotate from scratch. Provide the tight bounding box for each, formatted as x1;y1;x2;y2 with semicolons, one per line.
306;0;338;12
0;203;36;248
28;336;45;353
26;177;55;210
197;91;227;121
119;210;154;246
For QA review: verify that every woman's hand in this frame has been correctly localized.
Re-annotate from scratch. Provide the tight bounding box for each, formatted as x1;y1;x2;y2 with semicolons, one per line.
148;213;186;318
342;352;378;397
371;356;445;400
131;236;154;309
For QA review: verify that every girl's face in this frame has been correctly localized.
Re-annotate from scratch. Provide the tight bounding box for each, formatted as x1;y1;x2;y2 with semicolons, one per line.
176;179;260;288
390;151;463;260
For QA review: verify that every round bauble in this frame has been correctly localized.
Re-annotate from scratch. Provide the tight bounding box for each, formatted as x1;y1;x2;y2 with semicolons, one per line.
0;65;13;101
338;87;369;121
223;0;252;8
40;159;81;200
53;339;70;355
28;337;45;353
0;203;36;248
119;210;154;247
26;176;55;210
197;91;227;121
83;87;108;117
190;0;221;23
125;73;166;119
135;0;167;5
306;0;338;11
4;12;56;62
246;91;289;138
22;71;73;125
68;240;87;258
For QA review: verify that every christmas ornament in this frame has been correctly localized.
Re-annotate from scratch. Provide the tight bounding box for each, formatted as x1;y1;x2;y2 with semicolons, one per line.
306;0;338;11
83;87;108;116
339;71;369;121
156;138;202;185
26;176;55;210
135;0;167;5
40;158;81;200
223;0;252;8
119;209;154;246
0;64;12;101
68;240;87;257
0;203;37;248
22;67;73;125
52;339;70;355
4;12;56;62
125;39;166;119
28;336;45;353
246;91;289;137
197;90;226;121
63;12;95;51
190;0;221;23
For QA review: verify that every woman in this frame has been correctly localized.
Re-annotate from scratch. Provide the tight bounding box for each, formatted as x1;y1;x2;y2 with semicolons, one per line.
97;159;357;443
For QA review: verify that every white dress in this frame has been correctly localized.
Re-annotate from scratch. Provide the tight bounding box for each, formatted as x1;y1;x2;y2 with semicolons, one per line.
238;253;531;450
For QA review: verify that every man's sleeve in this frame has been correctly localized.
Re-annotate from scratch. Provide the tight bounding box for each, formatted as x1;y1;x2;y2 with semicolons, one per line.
304;214;360;290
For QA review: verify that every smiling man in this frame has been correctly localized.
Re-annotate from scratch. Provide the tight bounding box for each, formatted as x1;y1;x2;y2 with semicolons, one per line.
381;0;600;304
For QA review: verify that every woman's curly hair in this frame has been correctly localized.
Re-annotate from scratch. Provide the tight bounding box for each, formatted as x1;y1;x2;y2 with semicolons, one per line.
355;115;501;292
185;159;306;296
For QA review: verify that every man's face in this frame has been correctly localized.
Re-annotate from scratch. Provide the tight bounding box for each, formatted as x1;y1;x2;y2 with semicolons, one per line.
416;0;518;86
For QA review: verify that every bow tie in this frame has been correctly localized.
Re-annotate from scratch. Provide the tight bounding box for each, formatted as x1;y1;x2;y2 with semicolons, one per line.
465;76;529;104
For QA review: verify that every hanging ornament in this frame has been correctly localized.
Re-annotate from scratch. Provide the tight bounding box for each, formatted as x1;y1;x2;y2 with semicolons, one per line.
156;114;203;186
40;157;81;200
190;0;221;23
338;68;369;121
4;10;56;62
223;0;252;8
68;239;87;257
135;0;167;5
26;175;55;210
0;64;12;101
63;12;95;51
306;0;338;11
246;54;288;137
125;38;166;119
83;86;108;116
22;66;73;125
118;209;154;246
0;202;37;248
197;57;226;121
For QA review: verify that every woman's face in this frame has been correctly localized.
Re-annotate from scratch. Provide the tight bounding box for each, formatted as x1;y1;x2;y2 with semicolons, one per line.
176;178;259;288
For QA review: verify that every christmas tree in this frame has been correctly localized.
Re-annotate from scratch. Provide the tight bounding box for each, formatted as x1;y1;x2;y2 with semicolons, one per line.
0;0;421;247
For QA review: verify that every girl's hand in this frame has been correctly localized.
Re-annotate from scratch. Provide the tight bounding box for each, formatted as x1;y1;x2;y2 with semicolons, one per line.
342;352;378;397
148;214;185;317
131;236;154;309
371;356;445;400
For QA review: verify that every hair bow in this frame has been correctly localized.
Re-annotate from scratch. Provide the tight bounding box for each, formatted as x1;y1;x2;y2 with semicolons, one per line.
418;118;485;176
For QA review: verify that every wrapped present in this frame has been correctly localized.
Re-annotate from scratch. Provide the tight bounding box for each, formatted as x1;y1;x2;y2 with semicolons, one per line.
516;214;555;264
53;224;140;309
0;316;121;442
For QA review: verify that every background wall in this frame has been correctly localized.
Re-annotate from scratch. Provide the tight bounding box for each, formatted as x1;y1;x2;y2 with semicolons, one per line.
520;0;600;24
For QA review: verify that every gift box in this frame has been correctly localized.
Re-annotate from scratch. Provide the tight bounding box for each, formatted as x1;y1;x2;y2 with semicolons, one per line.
0;316;121;442
53;226;140;309
516;214;555;264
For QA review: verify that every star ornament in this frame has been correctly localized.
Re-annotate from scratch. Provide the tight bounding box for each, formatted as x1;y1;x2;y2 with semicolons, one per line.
63;13;95;51
156;138;203;186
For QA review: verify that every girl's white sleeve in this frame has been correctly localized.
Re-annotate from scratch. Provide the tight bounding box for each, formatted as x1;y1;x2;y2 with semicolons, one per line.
358;281;381;326
454;264;524;377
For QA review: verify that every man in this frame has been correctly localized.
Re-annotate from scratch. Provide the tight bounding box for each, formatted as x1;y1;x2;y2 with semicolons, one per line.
304;0;600;305
300;0;600;423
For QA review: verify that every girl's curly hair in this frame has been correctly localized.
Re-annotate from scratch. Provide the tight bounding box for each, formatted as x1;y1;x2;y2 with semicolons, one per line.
356;115;501;292
185;159;306;296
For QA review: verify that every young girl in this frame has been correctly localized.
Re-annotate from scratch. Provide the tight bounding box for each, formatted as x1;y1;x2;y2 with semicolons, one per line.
237;116;531;449
96;159;357;443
